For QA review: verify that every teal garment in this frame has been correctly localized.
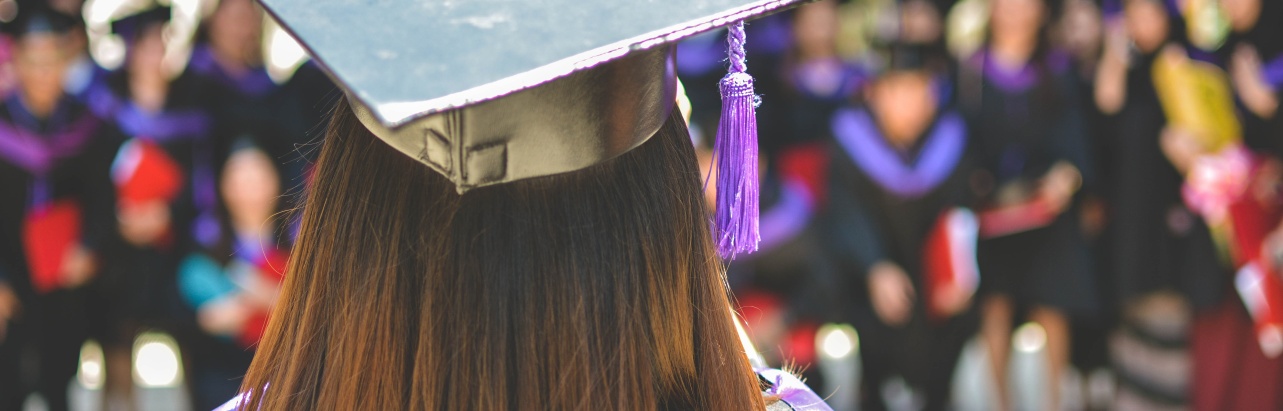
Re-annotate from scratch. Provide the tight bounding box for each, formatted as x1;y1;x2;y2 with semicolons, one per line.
178;253;237;308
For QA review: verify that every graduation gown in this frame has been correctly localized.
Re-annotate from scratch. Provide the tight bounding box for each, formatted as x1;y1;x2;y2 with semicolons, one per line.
960;49;1099;316
0;92;123;411
85;70;217;337
822;106;975;410
1101;53;1223;308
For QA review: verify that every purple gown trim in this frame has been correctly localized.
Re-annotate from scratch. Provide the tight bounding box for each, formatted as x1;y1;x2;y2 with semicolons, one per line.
0;106;100;175
188;46;278;98
756;177;814;253
1264;54;1283;89
788;58;865;102
758;367;833;410
115;104;211;142
971;49;1071;92
832;108;966;199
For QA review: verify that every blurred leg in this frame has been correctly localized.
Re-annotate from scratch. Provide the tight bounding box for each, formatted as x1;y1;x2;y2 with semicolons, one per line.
981;295;1013;411
1031;305;1070;411
103;342;135;411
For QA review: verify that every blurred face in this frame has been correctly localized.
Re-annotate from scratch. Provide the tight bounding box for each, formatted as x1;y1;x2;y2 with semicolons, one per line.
1221;0;1262;32
221;147;280;228
14;34;71;117
869;71;937;147
210;0;263;64
128;25;166;79
1125;0;1169;53
793;0;838;59
1059;0;1103;57
900;0;943;44
990;0;1046;45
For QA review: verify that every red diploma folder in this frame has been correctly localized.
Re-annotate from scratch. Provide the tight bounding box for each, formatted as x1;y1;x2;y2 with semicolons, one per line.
22;200;82;294
977;197;1056;239
922;208;981;322
113;139;185;206
1235;261;1283;358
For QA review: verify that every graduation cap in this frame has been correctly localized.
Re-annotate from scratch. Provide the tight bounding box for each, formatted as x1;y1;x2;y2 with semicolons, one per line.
260;0;809;258
1;0;77;38
111;5;170;42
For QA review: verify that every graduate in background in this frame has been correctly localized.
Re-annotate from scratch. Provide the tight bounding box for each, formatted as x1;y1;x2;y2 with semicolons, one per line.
1091;1;1222;407
187;0;279;162
822;44;976;410
960;0;1098;408
1185;0;1283;409
0;2;123;409
178;133;289;411
84;5;218;409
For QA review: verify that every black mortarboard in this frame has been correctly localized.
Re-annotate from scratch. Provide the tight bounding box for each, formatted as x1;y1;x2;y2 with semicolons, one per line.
262;0;803;185
264;0;811;258
111;5;170;42
2;0;77;38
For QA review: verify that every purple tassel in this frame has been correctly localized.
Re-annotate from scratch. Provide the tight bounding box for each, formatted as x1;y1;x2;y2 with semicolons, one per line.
713;21;760;259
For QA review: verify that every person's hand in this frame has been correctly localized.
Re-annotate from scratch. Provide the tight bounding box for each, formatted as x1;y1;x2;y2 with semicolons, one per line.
59;244;96;289
1231;44;1279;119
1038;161;1082;214
118;200;172;247
1160;125;1205;174
932;280;974;319
198;296;252;337
1094;20;1130;113
868;262;915;326
0;283;19;343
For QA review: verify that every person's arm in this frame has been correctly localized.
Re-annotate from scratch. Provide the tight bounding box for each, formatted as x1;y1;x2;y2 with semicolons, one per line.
1094;22;1131;115
1232;45;1279;121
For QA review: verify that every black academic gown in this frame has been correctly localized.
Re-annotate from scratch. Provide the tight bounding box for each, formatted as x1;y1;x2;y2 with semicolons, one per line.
89;70;218;342
960;49;1100;316
1101;53;1223;309
821;107;975;410
0;93;123;411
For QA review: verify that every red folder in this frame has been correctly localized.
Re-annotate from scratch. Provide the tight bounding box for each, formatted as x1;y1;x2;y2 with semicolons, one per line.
977;197;1056;238
112;139;185;207
22;200;82;294
922;208;980;322
1235;261;1283;358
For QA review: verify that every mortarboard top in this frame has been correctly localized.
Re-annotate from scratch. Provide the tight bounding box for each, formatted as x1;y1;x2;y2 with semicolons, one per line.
111;5;171;42
2;0;78;38
260;0;807;193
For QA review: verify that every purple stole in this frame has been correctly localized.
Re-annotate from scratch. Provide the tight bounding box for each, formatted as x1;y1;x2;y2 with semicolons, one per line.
188;46;278;98
832;108;966;199
0;97;102;204
757;177;814;253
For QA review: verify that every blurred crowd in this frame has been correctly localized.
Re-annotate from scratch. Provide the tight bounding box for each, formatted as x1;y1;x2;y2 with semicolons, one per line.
0;0;333;409
0;0;1280;410
689;0;1283;410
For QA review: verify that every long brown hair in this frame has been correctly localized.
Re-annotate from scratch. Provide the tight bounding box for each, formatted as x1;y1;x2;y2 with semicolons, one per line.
237;99;765;410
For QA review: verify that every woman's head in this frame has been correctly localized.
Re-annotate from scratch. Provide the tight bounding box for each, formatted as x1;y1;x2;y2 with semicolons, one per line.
207;0;263;66
1124;0;1169;53
989;0;1049;45
239;100;763;410
220;140;281;233
126;23;167;80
